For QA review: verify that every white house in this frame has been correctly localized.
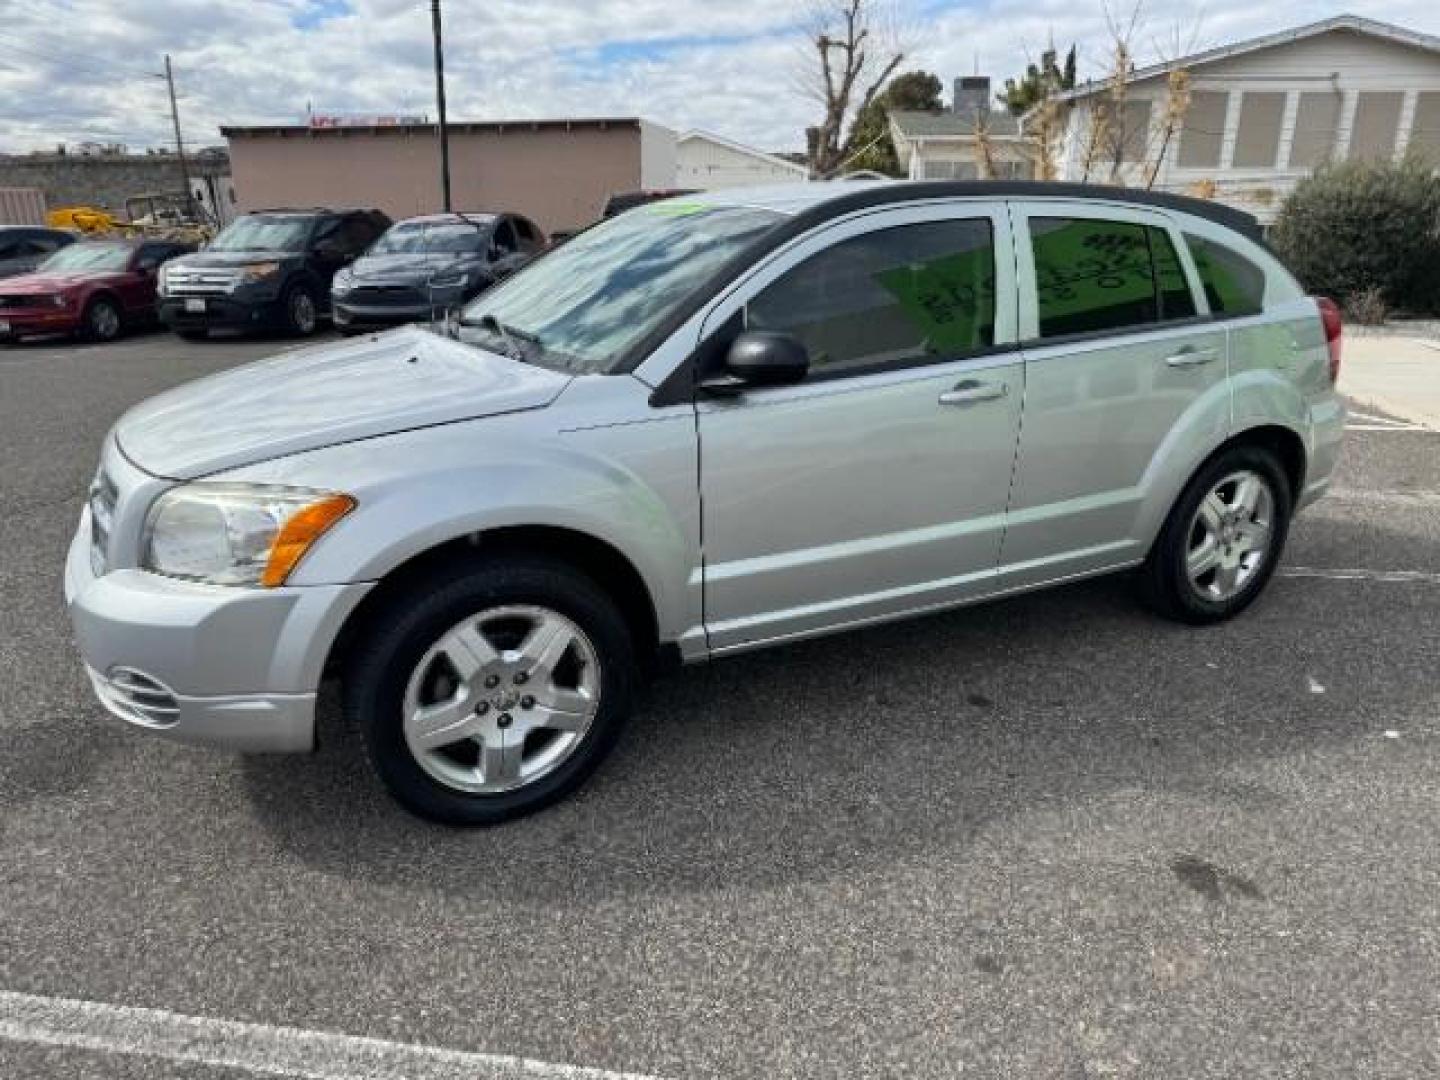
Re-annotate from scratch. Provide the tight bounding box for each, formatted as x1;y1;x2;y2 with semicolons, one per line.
889;77;1034;180
1045;14;1440;221
675;130;808;189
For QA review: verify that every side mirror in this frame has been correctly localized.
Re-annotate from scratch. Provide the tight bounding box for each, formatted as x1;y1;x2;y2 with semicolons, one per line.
700;331;810;396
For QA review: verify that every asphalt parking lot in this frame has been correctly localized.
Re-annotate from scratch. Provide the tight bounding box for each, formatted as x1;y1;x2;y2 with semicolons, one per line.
2;326;1438;1079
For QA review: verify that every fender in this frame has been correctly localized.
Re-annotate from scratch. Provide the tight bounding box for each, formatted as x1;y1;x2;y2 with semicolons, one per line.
217;404;702;647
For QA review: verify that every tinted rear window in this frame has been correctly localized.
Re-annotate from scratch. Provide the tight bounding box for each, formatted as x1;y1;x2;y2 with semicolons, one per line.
1184;234;1266;316
1030;217;1197;338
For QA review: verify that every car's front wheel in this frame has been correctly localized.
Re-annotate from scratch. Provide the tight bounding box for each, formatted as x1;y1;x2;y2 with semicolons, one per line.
282;284;319;337
81;296;122;342
1140;444;1293;624
346;557;636;824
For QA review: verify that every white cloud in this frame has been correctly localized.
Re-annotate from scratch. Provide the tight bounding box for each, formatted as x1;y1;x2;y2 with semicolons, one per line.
2;0;1440;156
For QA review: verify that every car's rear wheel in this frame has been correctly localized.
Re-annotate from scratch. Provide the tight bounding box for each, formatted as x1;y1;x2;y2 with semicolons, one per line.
81;296;122;342
1140;444;1292;624
346;557;636;824
283;284;319;337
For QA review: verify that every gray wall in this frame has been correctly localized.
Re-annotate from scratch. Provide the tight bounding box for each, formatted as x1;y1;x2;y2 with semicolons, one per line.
0;152;228;212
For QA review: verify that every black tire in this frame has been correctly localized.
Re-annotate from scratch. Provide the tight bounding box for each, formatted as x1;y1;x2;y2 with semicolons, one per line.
1139;444;1293;624
175;328;209;341
282;282;320;337
81;296;122;342
345;556;637;825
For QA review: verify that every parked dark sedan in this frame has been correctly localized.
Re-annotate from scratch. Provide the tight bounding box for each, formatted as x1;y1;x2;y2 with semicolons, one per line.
330;212;545;334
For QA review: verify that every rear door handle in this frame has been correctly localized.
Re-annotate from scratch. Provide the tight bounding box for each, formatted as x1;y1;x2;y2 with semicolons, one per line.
939;379;1008;406
1164;346;1219;368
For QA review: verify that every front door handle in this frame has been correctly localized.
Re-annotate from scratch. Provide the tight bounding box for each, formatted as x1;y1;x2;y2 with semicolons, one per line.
939;379;1008;406
1164;346;1219;368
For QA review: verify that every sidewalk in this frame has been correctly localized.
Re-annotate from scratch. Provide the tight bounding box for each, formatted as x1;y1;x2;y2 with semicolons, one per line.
1338;333;1440;430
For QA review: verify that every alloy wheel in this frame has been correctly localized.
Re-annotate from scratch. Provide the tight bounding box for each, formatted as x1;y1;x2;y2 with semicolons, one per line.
290;291;317;334
90;301;120;341
1185;469;1275;602
401;605;602;795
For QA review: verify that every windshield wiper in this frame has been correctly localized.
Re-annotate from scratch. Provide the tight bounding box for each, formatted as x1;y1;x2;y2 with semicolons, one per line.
462;313;540;361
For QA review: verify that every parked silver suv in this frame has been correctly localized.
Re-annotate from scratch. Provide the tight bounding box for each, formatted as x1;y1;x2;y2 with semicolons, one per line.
65;182;1345;824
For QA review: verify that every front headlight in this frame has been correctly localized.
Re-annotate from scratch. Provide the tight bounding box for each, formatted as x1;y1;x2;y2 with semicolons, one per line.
50;293;70;308
427;271;469;289
234;262;282;288
331;268;354;295
142;483;356;587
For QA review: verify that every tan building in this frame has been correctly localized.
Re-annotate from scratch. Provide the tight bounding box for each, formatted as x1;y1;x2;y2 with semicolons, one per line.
221;117;678;234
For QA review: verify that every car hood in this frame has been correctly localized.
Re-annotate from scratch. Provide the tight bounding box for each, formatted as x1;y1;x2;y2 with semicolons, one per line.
0;270;118;293
347;252;483;285
115;325;571;479
171;249;299;269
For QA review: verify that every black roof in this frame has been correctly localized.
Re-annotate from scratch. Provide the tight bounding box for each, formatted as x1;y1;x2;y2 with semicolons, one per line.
793;180;1264;242
246;207;386;216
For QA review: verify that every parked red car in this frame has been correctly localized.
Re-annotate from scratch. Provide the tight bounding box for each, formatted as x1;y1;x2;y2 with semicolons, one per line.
0;238;193;343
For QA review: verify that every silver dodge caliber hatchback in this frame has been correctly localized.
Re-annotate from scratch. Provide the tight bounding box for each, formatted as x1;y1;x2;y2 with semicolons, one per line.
66;182;1345;824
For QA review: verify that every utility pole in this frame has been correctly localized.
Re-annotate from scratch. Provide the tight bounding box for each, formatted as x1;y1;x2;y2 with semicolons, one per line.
162;55;194;215
430;0;452;211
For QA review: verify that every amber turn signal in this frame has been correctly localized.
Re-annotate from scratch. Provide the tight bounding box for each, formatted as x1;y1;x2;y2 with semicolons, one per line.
260;493;357;587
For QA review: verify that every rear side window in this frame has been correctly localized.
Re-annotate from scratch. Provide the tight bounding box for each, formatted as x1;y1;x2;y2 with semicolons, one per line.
747;219;996;377
1184;234;1266;316
1030;217;1197;339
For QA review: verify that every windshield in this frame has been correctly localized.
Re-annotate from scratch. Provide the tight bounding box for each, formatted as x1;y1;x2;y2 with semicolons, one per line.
39;243;132;273
209;216;313;252
458;203;783;374
369;220;490;255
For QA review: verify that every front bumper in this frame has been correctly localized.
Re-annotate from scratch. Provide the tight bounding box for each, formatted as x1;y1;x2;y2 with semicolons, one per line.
159;294;287;332
332;298;432;332
65;513;371;753
333;285;465;332
0;305;81;337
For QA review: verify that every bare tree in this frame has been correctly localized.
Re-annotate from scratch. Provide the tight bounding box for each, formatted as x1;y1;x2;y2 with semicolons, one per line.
1143;19;1204;188
795;0;907;176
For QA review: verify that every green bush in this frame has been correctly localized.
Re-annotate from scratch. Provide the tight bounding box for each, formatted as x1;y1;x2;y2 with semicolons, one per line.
1270;156;1440;315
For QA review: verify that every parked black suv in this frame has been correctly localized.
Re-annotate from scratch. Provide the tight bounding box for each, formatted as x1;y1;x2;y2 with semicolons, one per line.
158;208;391;338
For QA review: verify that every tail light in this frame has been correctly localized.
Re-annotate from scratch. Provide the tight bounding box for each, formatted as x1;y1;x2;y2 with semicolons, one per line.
1316;297;1342;383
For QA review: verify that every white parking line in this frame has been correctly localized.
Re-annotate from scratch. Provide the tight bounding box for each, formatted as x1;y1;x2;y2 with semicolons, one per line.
1280;566;1440;584
0;989;666;1080
1345;423;1432;432
1325;487;1440;506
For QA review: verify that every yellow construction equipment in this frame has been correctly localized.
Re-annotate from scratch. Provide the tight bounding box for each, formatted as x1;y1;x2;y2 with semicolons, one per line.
46;206;121;234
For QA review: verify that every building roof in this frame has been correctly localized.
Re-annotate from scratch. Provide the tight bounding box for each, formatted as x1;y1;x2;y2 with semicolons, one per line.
677;130;809;175
1050;14;1440;105
888;109;1024;141
221;117;648;138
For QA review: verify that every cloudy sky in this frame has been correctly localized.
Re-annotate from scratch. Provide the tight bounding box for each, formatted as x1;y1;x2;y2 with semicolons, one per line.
2;0;1439;156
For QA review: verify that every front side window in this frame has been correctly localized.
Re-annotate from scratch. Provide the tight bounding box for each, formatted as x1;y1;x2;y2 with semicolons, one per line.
491;220;518;256
1185;234;1266;316
459;203;782;374
746;219;996;377
1030;217;1197;339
